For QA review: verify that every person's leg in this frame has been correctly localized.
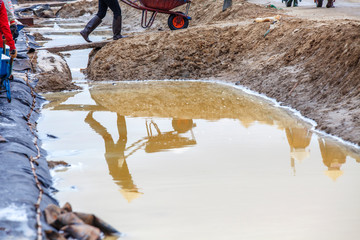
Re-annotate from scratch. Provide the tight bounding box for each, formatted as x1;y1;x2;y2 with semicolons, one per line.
80;0;107;42
102;0;121;19
96;0;108;20
103;0;123;40
112;15;123;40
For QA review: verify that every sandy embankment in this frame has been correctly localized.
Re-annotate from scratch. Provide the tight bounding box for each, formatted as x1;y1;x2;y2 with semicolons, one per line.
79;0;360;145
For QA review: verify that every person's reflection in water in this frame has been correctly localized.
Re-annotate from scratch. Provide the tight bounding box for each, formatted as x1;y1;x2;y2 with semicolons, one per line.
285;127;313;175
85;111;142;202
318;138;347;181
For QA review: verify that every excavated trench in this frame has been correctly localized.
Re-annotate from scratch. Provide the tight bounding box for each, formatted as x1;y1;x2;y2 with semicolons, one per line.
36;15;360;240
2;0;360;238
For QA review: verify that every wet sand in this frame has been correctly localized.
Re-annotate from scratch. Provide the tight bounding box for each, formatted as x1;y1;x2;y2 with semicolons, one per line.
83;0;360;146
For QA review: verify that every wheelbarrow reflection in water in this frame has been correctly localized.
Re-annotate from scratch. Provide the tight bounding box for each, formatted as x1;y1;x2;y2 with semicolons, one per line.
145;119;196;153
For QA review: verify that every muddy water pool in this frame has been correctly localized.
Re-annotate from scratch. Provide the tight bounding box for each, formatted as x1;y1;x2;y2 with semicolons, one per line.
36;23;360;240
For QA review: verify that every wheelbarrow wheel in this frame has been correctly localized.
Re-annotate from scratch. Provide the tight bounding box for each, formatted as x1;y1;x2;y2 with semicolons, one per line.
168;12;189;30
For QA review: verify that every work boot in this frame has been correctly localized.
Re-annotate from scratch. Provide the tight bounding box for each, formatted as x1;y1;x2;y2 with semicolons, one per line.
286;0;293;7
293;0;298;6
80;15;102;43
113;15;124;40
326;0;334;7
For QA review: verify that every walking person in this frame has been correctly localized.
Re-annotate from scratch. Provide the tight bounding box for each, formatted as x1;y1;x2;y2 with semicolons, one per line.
0;0;16;58
80;0;123;42
3;0;18;41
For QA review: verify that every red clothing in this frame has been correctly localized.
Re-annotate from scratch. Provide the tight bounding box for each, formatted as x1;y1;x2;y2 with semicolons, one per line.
0;1;15;50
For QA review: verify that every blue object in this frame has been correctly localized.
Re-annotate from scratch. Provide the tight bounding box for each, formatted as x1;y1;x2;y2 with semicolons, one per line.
17;24;25;32
0;54;11;77
5;46;9;56
0;54;12;102
3;74;11;102
0;46;10;56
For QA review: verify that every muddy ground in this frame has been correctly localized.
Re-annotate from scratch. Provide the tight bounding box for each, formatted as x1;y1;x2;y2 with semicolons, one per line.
77;0;359;145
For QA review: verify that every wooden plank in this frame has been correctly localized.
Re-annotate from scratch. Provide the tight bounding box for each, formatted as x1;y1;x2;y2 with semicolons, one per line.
37;40;111;53
18;18;34;26
51;104;108;111
18;1;67;8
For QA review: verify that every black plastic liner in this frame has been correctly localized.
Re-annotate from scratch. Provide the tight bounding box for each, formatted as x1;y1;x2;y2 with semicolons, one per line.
0;30;58;239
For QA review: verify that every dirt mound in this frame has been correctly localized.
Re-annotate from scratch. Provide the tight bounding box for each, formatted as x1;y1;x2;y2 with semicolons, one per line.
87;18;360;83
189;0;278;24
86;0;360;145
57;0;97;18
31;50;80;93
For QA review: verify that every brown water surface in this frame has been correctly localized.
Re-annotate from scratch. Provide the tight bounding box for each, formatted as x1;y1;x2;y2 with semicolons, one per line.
40;80;360;240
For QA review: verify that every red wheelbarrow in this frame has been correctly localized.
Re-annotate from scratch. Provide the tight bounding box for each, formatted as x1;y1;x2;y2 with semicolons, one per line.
120;0;192;30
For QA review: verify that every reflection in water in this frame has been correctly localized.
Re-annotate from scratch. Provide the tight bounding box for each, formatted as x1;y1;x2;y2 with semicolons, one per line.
44;81;360;196
85;110;197;202
85;111;142;202
88;81;303;125
43;91;78;109
318;138;347;181
145;119;196;153
285;126;313;175
40;80;360;240
46;87;200;202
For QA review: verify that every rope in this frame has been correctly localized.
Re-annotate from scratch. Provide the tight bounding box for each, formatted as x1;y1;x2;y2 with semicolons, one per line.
25;72;43;240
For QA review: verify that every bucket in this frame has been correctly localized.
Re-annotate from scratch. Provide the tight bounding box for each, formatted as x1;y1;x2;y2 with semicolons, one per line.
0;46;10;56
0;54;10;77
